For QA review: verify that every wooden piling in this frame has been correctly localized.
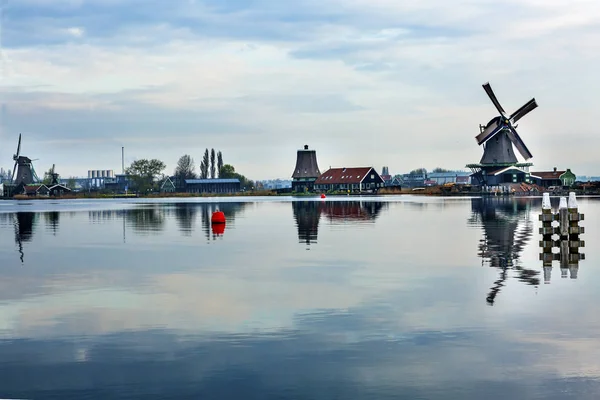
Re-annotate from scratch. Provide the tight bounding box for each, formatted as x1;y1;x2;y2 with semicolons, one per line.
539;193;554;268
539;192;584;282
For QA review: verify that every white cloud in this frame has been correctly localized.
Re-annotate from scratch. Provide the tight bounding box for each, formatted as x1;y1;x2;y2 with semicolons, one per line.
65;26;84;37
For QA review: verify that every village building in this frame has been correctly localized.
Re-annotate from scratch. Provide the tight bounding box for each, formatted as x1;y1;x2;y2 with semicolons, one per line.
428;171;472;185
23;184;49;197
160;176;177;193
530;168;576;188
314;167;384;193
473;166;534;186
185;178;241;194
48;184;72;197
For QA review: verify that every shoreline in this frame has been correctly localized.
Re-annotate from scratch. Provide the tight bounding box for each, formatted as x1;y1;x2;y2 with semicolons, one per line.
2;189;599;201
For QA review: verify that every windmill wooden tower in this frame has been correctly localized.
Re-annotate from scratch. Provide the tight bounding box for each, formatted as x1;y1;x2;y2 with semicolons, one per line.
11;134;40;187
291;145;321;192
467;83;538;186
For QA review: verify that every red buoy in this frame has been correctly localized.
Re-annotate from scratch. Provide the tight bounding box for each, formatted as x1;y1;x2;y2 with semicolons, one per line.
320;193;326;199
211;210;226;224
212;223;226;235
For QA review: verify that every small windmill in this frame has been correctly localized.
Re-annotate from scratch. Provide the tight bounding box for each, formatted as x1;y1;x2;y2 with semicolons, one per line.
48;164;59;185
467;83;539;185
11;134;40;186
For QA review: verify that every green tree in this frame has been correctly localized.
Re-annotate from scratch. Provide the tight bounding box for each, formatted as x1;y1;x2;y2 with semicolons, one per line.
174;154;197;181
200;149;209;179
219;164;236;178
409;168;427;176
432;167;451;173
215;163;254;190
217;151;223;177
126;158;166;193
210;148;216;179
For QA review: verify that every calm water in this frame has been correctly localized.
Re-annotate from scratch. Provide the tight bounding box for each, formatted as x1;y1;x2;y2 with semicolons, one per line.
0;195;598;399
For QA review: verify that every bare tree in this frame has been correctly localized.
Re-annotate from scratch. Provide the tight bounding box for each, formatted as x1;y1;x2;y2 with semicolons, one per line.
174;155;197;181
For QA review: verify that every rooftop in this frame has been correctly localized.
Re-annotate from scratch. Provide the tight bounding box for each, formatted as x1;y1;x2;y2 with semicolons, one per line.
315;167;375;184
185;178;240;184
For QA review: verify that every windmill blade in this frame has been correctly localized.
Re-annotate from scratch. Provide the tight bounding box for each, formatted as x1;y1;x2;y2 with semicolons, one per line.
475;119;503;144
16;133;22;158
11;160;17;182
506;126;533;160
482;82;505;115
509;98;537;124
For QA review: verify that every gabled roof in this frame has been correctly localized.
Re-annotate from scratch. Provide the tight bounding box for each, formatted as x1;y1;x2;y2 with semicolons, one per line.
24;184;48;194
530;170;566;180
48;184;72;191
161;176;176;189
488;166;530;176
315;167;377;184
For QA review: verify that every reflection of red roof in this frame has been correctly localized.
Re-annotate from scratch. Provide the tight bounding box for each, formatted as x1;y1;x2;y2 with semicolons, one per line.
321;203;371;220
315;167;375;184
531;171;565;180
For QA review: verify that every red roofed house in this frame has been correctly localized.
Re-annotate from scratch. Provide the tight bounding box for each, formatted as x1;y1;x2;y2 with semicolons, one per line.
314;167;385;193
530;167;576;188
22;184;50;197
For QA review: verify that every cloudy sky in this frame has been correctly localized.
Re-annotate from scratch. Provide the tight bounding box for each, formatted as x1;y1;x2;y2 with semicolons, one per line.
1;0;599;179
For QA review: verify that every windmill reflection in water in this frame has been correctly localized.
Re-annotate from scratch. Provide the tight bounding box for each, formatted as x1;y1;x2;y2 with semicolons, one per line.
469;197;539;305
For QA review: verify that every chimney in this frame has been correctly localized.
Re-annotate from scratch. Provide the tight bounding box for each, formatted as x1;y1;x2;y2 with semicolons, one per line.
304;145;309;150
553;167;557;172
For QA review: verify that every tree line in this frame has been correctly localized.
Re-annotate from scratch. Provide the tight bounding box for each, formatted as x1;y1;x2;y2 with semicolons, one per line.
123;149;254;193
175;148;223;180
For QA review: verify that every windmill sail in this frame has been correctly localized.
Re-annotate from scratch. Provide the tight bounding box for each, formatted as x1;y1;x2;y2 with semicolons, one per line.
476;83;537;161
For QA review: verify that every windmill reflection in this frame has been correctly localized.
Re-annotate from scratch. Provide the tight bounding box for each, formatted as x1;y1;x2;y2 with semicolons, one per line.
293;200;387;246
469;197;539;305
14;212;36;263
293;201;322;246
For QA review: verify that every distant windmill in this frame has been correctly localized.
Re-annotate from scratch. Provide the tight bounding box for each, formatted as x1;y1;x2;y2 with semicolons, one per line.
49;164;59;185
11;134;40;186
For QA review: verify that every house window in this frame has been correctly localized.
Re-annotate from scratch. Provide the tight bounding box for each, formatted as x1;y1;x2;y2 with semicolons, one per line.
371;174;374;179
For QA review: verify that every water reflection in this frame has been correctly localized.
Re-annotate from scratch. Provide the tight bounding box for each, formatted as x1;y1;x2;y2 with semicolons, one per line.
14;212;37;263
292;201;321;246
44;212;60;235
292;200;387;246
321;201;386;223
200;203;246;241
469;197;539;305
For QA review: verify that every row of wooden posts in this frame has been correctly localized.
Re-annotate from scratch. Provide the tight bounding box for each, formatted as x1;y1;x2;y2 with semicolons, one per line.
539;192;585;283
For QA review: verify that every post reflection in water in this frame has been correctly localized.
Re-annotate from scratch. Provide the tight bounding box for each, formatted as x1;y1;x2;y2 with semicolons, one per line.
293;200;387;247
469;197;539;306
